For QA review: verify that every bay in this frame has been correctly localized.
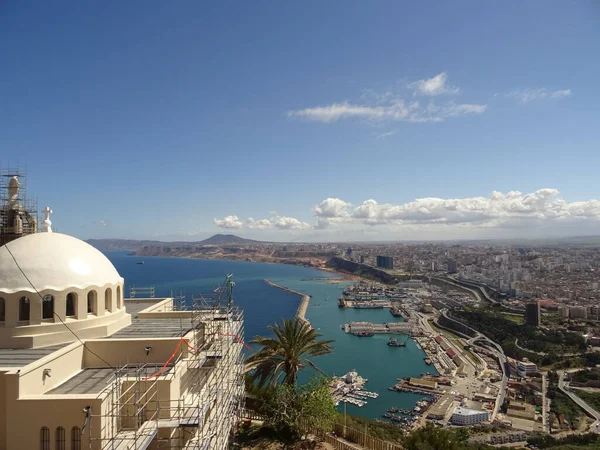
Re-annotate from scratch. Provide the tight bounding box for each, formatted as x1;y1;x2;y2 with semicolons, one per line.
108;252;435;420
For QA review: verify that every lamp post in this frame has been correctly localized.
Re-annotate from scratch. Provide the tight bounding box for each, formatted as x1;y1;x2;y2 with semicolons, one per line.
344;401;347;438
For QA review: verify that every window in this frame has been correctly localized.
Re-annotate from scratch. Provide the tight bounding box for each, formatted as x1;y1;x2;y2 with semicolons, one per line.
66;293;77;317
42;295;54;320
19;297;30;322
0;297;5;322
87;290;97;314
105;288;112;312
71;427;81;450
116;285;122;309
56;427;65;450
40;426;50;450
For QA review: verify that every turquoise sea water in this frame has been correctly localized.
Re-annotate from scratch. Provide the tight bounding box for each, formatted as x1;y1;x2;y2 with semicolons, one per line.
108;252;435;420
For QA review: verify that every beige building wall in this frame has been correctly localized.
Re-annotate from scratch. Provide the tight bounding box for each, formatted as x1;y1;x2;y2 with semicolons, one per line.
0;282;129;349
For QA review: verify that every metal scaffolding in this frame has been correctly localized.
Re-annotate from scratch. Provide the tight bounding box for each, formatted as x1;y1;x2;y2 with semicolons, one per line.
90;276;246;450
129;286;156;298
0;166;39;244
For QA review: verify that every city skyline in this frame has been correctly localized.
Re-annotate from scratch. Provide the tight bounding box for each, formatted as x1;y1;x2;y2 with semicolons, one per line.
2;2;599;241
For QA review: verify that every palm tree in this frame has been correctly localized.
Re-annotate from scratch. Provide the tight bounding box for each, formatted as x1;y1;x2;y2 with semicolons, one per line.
246;318;334;387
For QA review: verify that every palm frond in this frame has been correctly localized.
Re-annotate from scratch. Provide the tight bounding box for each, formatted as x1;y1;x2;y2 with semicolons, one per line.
246;317;334;386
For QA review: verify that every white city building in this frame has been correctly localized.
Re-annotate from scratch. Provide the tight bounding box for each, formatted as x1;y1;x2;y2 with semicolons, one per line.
517;359;538;377
450;406;489;425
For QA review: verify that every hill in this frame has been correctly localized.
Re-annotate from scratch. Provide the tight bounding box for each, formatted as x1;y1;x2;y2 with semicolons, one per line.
199;234;262;245
87;234;264;252
86;239;172;252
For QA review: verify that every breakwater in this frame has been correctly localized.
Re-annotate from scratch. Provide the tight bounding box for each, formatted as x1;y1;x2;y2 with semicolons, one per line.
264;279;311;324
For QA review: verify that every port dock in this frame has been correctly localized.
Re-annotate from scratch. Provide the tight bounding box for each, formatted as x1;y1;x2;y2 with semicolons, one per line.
344;321;417;336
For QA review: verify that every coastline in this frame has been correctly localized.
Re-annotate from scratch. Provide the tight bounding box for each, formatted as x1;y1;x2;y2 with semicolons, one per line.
264;278;311;325
130;250;365;283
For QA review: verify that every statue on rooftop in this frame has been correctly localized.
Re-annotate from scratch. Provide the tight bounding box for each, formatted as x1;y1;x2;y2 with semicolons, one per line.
6;176;21;209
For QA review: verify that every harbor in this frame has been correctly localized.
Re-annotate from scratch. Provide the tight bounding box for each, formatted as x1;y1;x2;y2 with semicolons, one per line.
330;370;380;408
260;277;444;421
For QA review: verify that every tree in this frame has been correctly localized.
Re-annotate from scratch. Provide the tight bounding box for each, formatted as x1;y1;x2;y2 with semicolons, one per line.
258;376;337;441
402;424;494;450
246;318;334;387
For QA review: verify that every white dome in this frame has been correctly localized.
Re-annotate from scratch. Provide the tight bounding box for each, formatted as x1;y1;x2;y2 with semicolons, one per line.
0;232;123;294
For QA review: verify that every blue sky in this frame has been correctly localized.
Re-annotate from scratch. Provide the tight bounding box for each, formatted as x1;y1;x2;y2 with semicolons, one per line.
1;2;599;241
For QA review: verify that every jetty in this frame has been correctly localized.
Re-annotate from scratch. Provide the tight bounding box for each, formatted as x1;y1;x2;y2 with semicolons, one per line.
344;321;417;336
264;279;311;324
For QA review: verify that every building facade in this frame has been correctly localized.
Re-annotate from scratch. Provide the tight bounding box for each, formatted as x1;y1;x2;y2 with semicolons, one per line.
376;256;393;269
450;406;489;425
569;306;588;320
0;194;245;449
525;301;541;326
516;359;538;377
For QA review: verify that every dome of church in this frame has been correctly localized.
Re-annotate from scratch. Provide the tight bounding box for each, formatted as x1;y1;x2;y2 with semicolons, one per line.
0;232;123;294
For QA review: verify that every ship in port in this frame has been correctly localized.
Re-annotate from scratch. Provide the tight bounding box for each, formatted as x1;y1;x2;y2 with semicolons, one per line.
338;297;346;308
387;336;409;347
354;302;384;309
356;330;375;337
389;307;403;317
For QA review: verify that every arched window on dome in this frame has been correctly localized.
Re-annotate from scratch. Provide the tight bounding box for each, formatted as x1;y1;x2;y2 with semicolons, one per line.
40;426;50;450
0;297;5;322
19;297;30;322
105;288;112;312
56;426;65;450
71;427;81;450
87;291;97;315
116;285;122;309
42;295;54;320
66;293;77;317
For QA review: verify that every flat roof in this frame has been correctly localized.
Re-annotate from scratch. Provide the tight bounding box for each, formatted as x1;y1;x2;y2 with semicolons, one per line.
108;300;194;339
409;377;437;388
517;361;537;367
48;365;174;395
453;406;488;417
0;344;68;368
0;299;230;368
0;300;189;368
428;394;455;417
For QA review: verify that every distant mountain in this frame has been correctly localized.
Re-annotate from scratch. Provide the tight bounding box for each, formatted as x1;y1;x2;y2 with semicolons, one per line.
87;234;265;252
87;238;190;252
199;234;263;245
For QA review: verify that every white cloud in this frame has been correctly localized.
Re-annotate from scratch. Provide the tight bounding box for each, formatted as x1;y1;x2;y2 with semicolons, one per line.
408;72;460;96
214;190;600;237
373;130;397;139
213;215;243;229
214;215;311;231
287;102;386;122
312;189;600;229
246;218;272;229
550;89;572;99
271;216;312;230
507;88;572;103
313;198;352;218
288;73;485;125
99;220;107;227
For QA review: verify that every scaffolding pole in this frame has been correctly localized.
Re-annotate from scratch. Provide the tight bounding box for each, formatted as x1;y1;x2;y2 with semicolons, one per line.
91;276;245;450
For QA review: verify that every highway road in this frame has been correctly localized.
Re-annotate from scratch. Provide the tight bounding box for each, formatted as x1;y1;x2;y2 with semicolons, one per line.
432;276;500;305
542;373;550;433
435;310;508;421
558;371;600;424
